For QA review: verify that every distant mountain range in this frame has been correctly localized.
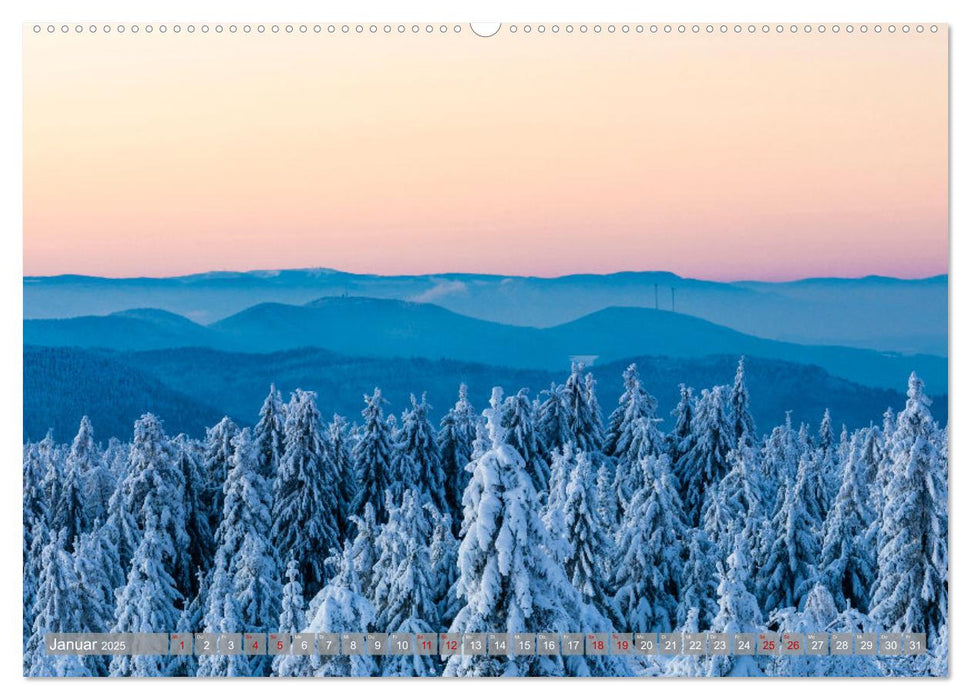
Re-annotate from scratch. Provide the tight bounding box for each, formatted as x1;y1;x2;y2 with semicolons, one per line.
25;345;946;442
24;268;948;355
23;296;947;395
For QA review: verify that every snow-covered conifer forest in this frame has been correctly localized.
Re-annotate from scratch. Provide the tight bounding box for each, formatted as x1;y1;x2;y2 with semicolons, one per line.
23;359;948;677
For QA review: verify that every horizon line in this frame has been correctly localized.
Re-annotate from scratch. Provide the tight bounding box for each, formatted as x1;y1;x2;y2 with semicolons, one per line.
21;266;951;286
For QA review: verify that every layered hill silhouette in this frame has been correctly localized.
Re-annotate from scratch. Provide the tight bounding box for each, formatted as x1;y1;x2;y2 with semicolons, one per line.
24;268;948;355
24;296;947;394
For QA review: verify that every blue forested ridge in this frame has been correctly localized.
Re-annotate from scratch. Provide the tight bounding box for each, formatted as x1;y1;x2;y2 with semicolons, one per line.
23;345;946;442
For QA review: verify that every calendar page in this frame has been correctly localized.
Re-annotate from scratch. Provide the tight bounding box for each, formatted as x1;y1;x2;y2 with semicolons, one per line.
22;22;948;678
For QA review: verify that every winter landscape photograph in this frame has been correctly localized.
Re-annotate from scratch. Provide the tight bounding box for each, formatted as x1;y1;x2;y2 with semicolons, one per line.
22;24;947;677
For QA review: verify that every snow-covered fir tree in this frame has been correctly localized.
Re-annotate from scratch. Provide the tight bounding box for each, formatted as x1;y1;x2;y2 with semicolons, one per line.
728;357;757;447
605;364;663;512
110;495;181;677
213;428;281;675
26;530;89;677
372;491;441;677
271;390;340;593
391;394;447;514
254;385;286;482
351;389;395;522
757;453;819;613
870;374;947;648
327;414;357;539
701;439;761;560
562;364;603;454
118;414;192;596
38;432;62;525
759;412;798;513
542;443;574;566
429;512;461;629
674;386;734;525
372;489;439;630
445;388;580;677
66;416;100;531
202;416;239;531
769;584;880;677
271;558;311;677
667;384;694;464
707;536;764;677
73;526;119;675
347;502;381;599
305;545;378;677
563;451;620;627
52;437;86;552
174;434;213;593
437;384;477;534
536;382;572;458
677;528;720;630
818;430;877;611
613;454;686;633
501;389;550;494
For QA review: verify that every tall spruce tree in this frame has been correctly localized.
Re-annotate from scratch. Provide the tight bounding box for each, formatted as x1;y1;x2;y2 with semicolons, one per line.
328;414;357;539
174;435;213;591
306;545;378;677
759;413;798;513
372;489;438;631
118;414;192;596
668;384;694;464
502;389;550;494
202;417;239;531
536;382;572;458
674;386;734;525
728;357;757;447
352;389;395;521
542;444;574;566
438;384;477;534
53;440;87;552
757;454;819;613
347;502;381;599
707;537;764;677
870;374;947;646
563;451;620;627
26;530;89;677
215;429;281;674
445;388;579;677
613;454;687;632
110;495;181;677
372;491;441;677
677;528;720;630
254;385;286;482
271;390;340;594
272;558;311;677
818;430;877;611
391;394;447;513
73;526;120;675
701;439;761;560
562;364;603;454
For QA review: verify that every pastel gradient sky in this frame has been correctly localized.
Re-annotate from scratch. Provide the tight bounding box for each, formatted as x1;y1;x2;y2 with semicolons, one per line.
23;26;947;280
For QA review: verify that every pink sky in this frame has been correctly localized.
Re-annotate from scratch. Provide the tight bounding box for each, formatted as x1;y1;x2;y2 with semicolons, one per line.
23;27;947;280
